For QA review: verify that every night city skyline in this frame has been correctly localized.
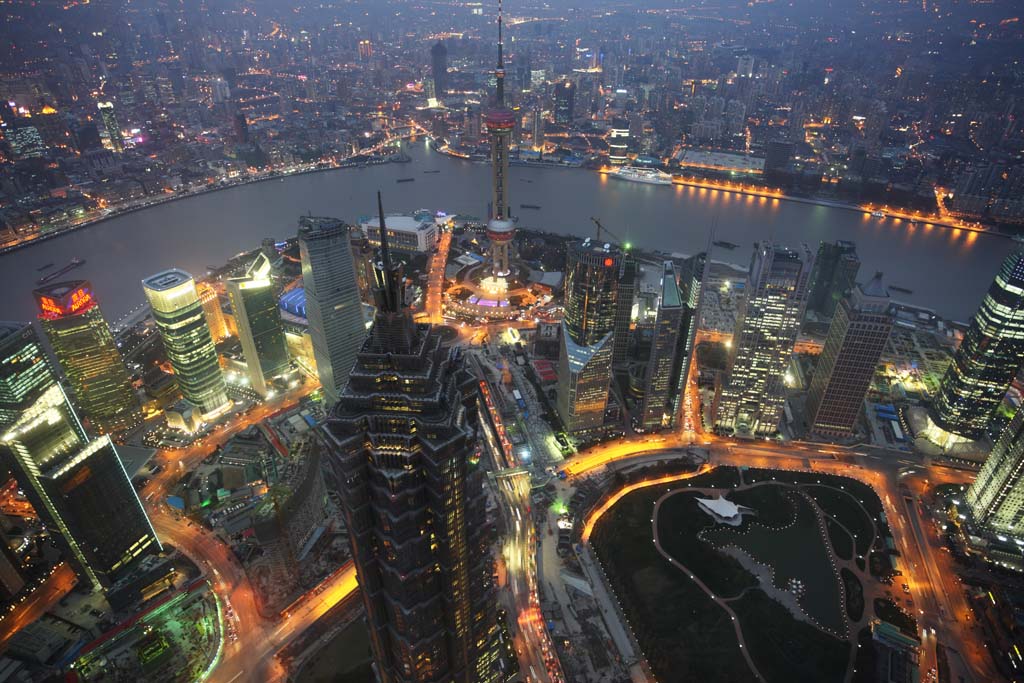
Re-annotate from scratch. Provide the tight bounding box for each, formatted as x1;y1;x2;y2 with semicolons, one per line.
1;0;1024;682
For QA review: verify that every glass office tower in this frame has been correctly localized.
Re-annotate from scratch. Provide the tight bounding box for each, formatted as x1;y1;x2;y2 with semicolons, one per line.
929;248;1024;442
34;280;142;434
226;253;289;397
143;269;228;417
0;377;159;588
716;242;813;437
298;216;365;406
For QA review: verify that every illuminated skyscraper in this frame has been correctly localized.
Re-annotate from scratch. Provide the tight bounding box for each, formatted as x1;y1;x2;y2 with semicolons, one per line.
142;270;228;417
641;262;696;431
431;41;448;96
966;405;1024;537
323;194;499;683
485;1;515;278
96;101;124;153
929;248;1024;442
531;107;544;149
34;281;141;434
716;242;813;437
298;215;365;406
0;373;159;589
805;273;894;438
196;282;229;341
553;81;575;125
358;39;374;61
557;239;633;432
608;118;630;165
226;253;289;397
0;322;53;430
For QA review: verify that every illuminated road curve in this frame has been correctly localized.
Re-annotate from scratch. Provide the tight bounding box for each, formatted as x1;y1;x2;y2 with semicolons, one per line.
565;433;995;683
140;383;363;683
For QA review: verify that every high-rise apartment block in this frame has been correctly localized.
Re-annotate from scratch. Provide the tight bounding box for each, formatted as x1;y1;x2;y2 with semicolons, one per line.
431;41;448;97
96;101;124;153
554;81;575;125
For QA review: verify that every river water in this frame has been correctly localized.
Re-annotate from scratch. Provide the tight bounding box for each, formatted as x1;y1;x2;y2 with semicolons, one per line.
0;141;1012;322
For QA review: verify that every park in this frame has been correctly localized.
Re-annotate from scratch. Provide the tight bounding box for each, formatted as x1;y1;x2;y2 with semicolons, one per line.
588;465;913;682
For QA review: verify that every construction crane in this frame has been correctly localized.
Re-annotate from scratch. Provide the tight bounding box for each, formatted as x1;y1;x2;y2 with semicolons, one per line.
589;216;627;247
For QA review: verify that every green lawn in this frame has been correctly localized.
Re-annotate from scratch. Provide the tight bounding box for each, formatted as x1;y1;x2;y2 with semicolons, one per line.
590;469;858;683
656;492;758;598
841;568;865;621
703;486;846;635
731;588;850;683
826;517;855;560
805;485;876;557
591;484;757;682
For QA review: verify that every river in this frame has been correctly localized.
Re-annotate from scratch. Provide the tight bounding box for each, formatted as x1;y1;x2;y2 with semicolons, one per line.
0;141;1012;322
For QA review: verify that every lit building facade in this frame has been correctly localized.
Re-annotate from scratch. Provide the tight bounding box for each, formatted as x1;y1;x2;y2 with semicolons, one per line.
349;227;377;305
557;239;633;432
297;215;365;406
966;405;1024;537
554;81;575;125
558;328;614;432
929;248;1024;442
0;322;53;430
322;195;499;683
142;269;228;417
716;242;813;436
226;253;289;397
805;273;894;438
34;281;141;434
196;282;230;341
641;262;695;431
608;118;630;165
0;382;159;589
359;212;437;253
96;101;124;153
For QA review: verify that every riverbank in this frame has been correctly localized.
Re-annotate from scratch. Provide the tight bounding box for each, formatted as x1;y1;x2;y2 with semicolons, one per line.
4;147;1005;257
0;142;1010;323
0;157;399;256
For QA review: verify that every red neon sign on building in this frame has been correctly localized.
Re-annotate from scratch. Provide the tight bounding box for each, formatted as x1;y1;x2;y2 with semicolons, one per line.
35;283;96;320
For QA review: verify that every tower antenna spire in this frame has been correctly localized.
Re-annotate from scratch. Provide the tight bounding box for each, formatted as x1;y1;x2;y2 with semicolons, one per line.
496;0;505;105
377;190;391;268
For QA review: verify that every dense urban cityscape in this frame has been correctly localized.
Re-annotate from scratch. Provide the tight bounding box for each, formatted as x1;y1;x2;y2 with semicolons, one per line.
1;0;1024;682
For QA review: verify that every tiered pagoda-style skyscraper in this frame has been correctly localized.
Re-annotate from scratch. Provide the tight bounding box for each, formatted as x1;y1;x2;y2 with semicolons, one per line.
323;194;499;683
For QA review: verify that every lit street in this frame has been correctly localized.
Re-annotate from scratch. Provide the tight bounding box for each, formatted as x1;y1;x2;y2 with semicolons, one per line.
139;383;362;682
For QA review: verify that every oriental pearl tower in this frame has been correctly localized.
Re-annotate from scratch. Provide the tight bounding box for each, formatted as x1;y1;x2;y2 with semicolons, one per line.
485;0;516;278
